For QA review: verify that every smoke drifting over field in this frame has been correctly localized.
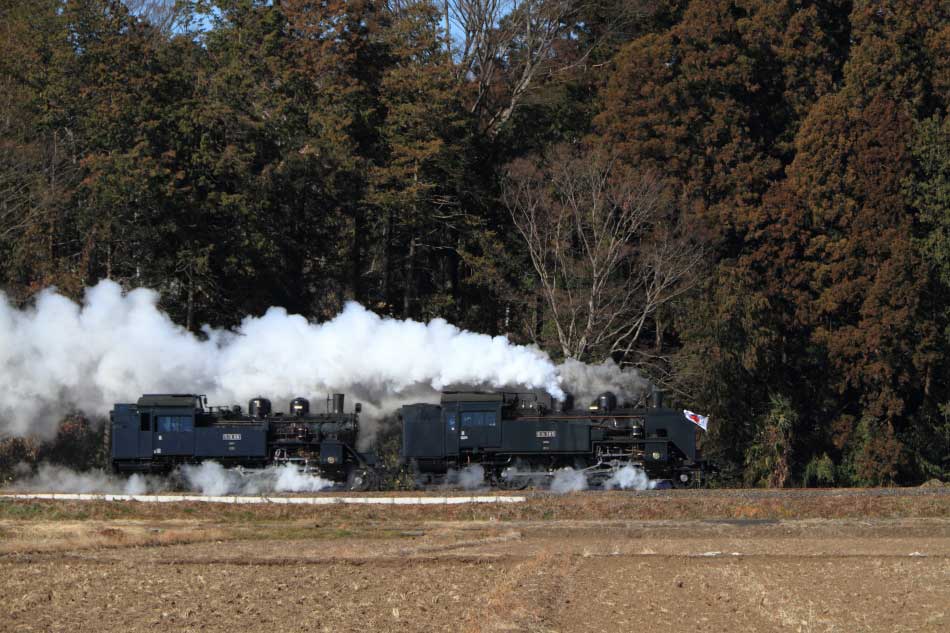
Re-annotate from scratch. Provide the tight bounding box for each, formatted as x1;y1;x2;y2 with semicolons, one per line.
180;462;334;495
10;463;159;495
9;462;659;495
10;462;647;495
0;280;573;437
10;462;336;495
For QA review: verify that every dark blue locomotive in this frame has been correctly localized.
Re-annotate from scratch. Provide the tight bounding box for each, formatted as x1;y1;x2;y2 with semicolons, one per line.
400;391;706;488
110;393;376;489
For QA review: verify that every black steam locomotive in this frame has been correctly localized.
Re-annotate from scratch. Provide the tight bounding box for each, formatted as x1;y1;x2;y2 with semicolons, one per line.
110;393;377;490
110;390;707;489
401;390;706;488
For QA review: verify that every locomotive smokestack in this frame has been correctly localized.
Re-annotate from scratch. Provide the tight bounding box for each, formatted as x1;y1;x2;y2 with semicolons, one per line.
553;393;574;412
596;391;617;412
332;393;345;414
651;389;664;409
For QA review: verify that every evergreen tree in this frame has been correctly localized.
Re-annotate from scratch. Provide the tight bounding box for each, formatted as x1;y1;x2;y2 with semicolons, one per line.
369;2;468;318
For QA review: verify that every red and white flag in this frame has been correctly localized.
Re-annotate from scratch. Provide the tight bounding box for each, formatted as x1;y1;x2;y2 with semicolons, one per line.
683;410;709;431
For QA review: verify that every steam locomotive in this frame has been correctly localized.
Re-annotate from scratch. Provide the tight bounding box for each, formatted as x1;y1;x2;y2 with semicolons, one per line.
110;390;708;489
110;393;378;490
401;390;706;488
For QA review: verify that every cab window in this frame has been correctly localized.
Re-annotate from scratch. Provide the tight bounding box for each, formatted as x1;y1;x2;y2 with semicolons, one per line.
156;415;193;432
461;412;497;427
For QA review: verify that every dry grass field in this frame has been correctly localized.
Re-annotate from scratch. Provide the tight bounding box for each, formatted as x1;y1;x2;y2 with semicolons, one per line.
1;488;948;633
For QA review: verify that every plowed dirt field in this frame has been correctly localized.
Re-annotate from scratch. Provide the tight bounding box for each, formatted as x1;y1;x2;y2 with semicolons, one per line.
1;488;948;632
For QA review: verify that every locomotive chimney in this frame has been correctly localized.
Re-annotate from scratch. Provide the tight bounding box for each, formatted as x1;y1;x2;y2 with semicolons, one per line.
332;393;345;414
651;389;665;409
597;391;617;412
554;393;574;412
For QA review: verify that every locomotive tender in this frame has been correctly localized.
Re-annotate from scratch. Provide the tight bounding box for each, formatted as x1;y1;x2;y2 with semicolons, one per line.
110;389;707;489
401;390;705;488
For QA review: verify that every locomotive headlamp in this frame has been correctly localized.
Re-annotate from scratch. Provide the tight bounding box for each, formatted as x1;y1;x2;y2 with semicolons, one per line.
652;451;661;460
680;473;689;483
327;456;336;464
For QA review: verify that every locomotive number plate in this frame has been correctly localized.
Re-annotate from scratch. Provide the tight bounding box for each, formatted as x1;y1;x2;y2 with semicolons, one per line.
536;431;556;438
223;433;242;441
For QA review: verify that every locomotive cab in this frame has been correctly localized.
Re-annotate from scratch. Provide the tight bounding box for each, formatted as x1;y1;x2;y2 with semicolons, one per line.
112;395;202;472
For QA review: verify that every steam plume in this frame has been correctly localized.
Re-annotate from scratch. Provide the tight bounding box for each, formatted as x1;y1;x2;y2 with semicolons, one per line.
603;465;656;491
0;280;564;436
549;467;588;493
10;463;159;495
445;464;486;490
8;462;334;495
180;462;334;495
556;358;651;409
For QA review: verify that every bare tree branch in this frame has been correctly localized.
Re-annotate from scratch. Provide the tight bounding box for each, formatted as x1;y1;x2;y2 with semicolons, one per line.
503;144;702;363
123;0;181;35
445;0;655;137
447;0;575;137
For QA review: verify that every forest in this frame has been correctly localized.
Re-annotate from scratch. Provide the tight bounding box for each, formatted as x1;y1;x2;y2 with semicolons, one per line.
1;0;949;486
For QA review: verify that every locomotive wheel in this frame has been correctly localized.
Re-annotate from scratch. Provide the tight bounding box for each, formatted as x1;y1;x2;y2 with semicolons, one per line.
346;467;374;492
672;470;700;488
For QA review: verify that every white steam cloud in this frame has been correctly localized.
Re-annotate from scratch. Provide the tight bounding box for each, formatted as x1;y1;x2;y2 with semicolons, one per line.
603;465;656;491
444;464;486;490
9;463;161;495
180;462;334;495
0;280;565;437
8;462;335;495
556;358;651;409
549;467;588;493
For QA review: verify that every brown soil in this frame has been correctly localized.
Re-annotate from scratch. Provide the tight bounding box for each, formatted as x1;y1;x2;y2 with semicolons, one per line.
1;489;948;632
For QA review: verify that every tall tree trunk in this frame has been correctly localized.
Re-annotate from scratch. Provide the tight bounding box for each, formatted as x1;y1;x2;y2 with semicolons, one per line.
443;0;451;50
185;267;194;333
450;234;460;317
384;209;394;311
351;210;364;302
403;235;415;317
534;291;544;347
